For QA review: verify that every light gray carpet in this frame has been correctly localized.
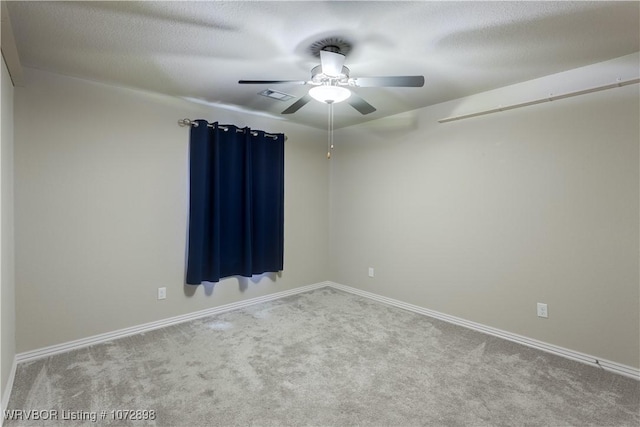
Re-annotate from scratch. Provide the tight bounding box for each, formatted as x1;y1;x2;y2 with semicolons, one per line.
5;287;639;426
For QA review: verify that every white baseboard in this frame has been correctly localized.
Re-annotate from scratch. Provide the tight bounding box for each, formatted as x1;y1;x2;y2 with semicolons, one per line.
13;280;639;382
16;281;329;364
326;281;640;380
1;357;17;427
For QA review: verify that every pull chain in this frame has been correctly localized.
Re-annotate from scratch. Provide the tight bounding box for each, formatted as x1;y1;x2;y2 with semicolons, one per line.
327;100;335;159
330;102;334;150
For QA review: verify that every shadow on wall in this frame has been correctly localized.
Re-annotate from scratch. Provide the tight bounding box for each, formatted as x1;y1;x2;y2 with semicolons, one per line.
182;272;281;297
356;111;419;135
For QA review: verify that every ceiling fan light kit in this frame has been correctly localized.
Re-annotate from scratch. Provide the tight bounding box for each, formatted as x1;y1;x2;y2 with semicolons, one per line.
309;85;351;104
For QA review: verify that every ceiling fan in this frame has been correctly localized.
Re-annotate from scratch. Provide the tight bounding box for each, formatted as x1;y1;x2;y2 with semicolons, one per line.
238;44;425;115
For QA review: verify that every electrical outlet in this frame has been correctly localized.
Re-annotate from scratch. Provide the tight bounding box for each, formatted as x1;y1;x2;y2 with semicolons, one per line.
368;267;374;278
158;287;167;300
537;302;548;318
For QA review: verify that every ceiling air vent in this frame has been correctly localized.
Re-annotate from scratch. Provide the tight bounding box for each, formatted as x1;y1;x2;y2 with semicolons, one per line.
259;89;295;102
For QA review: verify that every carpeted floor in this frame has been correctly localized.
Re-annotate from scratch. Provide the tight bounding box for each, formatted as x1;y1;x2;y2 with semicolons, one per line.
5;287;639;426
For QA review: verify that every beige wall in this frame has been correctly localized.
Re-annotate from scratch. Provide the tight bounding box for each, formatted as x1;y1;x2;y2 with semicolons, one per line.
329;54;640;368
1;56;16;401
14;69;329;352
12;53;640;370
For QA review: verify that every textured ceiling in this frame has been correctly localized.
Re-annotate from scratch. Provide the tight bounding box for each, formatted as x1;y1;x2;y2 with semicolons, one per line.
6;1;640;129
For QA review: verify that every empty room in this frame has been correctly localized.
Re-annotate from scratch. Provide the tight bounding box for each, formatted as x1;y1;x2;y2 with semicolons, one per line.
1;1;638;426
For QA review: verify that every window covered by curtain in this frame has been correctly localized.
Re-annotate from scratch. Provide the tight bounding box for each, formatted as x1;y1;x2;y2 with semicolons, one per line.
186;121;285;285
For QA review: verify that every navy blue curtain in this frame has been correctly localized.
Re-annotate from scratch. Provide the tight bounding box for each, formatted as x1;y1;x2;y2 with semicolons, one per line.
186;121;285;284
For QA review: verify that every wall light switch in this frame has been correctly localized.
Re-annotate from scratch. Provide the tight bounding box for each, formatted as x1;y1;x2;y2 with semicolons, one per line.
368;267;374;278
158;287;167;300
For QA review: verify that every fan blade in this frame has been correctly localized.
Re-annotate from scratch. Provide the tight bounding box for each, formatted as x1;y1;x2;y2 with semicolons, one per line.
348;92;377;115
281;94;312;114
238;80;308;85
320;50;346;77
353;76;425;87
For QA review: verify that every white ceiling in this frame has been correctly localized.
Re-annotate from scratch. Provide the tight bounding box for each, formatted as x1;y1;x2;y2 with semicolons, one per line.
6;1;640;129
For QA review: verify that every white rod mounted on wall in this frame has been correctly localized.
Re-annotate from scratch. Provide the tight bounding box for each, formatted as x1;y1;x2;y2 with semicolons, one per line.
438;77;640;124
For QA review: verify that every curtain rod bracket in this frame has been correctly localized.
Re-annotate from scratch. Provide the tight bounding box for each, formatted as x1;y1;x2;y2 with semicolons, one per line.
178;118;196;127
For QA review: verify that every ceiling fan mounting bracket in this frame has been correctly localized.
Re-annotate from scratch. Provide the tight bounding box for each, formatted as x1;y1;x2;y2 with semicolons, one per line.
307;37;353;58
322;45;341;54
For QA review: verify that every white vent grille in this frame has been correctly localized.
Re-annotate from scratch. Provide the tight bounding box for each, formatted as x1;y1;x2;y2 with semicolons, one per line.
259;89;295;102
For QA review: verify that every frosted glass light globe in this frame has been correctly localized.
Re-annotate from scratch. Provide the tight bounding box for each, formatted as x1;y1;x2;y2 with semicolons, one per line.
309;85;351;104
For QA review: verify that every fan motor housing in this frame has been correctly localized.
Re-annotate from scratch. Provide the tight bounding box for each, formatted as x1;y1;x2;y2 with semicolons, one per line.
311;65;350;85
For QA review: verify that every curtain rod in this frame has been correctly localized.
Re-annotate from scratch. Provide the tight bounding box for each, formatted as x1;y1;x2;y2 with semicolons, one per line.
177;118;287;141
438;77;640;123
